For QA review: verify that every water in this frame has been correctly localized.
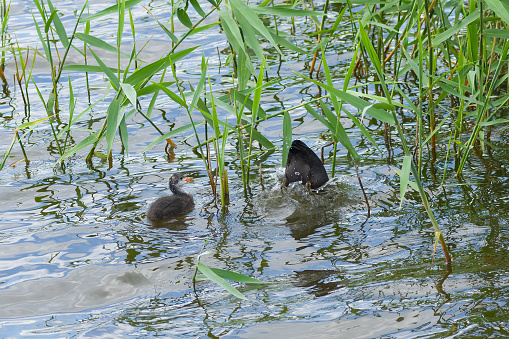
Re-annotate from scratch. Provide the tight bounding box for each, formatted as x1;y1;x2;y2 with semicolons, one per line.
1;0;509;337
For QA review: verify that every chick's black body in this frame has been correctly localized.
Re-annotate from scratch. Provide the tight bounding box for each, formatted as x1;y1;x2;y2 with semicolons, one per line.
147;173;194;221
284;140;329;189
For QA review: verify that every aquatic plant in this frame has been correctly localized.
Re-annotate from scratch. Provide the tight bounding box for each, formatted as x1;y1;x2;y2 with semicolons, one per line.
2;0;509;264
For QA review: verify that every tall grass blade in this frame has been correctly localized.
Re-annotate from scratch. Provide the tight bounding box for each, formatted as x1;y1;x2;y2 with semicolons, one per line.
218;9;255;74
80;0;144;23
142;122;206;152
189;0;206;17
205;267;276;284
106;98;121;156
298;73;395;123
74;33;139;60
196;263;248;300
149;82;187;107
251;6;323;17
47;0;69;48
121;82;137;106
31;12;52;65
88;47;120;89
119;115;129;155
177;8;193;29
56;133;99;164
229;0;282;55
125;46;198;85
117;0;125;50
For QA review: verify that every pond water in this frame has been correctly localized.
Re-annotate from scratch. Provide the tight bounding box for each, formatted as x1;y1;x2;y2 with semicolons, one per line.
1;0;509;337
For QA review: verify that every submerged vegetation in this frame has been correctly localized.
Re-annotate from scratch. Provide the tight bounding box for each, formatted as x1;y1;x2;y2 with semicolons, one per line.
2;0;509;265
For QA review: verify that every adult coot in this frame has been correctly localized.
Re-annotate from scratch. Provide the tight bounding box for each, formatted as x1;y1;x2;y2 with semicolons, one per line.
283;140;329;189
147;173;194;221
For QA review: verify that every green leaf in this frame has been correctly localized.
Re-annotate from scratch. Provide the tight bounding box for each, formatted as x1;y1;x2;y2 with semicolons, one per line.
431;11;480;46
267;27;307;54
121;82;137;106
231;5;264;63
18;115;53;130
297;73;395;124
251;61;265;121
119;115;129;155
399;47;421;82
218;9;254;74
236;49;251;91
75;33;140;61
478;118;509;126
151;82;187;107
136;81;175;97
47;0;69;48
484;28;509;39
189;0;206;17
251;6;324;17
44;10;58;34
46;93;55;117
142;121;205;152
438;82;483;106
211;92;222;153
106;98;121;156
68;76;75;118
80;0;144;22
341;105;381;154
422;110;452;145
117;0;125;48
125;46;198;85
0;3;9;37
151;14;178;44
208;267;275;284
62;65;123;73
187;22;220;36
219;89;268;118
88;47;120;89
229;0;282;55
245;126;274;149
485;0;509;26
56;133;99;164
32;13;52;65
197;263;248;300
56;87;111;139
359;22;390;99
177;8;193;29
305;104;334;134
319;100;338;129
320;101;358;160
332;0;395;3
190;54;208;115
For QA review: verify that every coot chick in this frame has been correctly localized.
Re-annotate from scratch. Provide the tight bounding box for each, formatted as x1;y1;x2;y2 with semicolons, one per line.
283;140;329;189
147;173;194;221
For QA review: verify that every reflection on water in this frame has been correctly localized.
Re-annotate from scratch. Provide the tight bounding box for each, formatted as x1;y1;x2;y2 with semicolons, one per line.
148;215;194;231
1;1;509;338
1;154;509;337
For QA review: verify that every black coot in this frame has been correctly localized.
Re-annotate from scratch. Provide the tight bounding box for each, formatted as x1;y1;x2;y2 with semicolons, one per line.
283;140;329;189
147;173;194;221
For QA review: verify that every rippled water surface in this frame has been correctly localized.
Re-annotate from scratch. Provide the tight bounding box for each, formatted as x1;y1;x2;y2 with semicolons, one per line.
1;0;509;337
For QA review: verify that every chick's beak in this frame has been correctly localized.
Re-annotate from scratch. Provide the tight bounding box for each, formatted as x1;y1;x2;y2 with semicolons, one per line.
185;177;194;182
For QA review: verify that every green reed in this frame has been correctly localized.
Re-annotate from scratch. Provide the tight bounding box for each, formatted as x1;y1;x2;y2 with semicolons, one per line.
0;0;10;71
